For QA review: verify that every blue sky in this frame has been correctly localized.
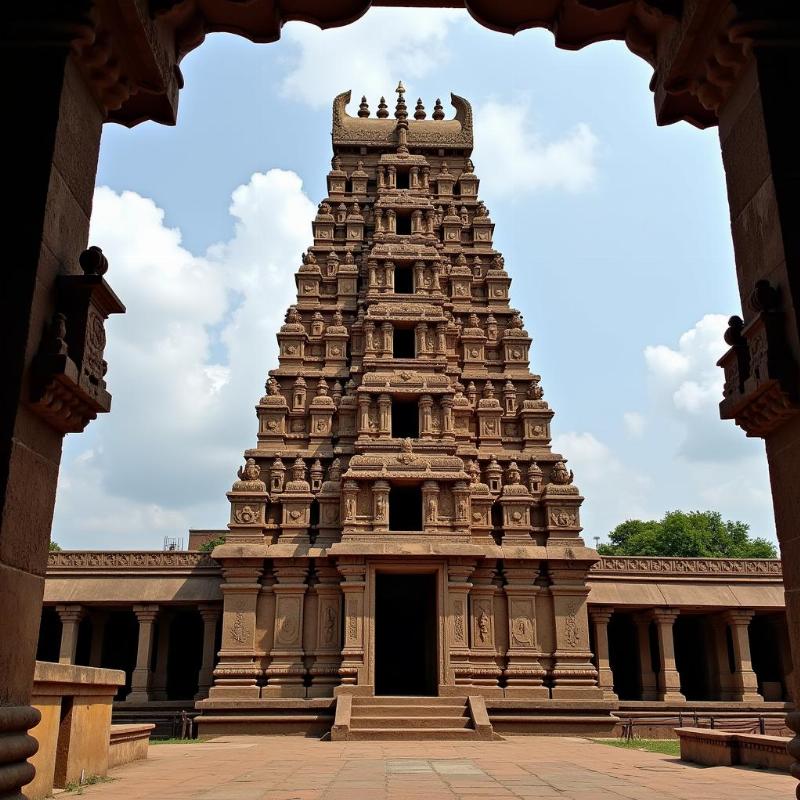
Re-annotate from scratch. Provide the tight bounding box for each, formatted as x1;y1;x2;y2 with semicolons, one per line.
52;8;775;549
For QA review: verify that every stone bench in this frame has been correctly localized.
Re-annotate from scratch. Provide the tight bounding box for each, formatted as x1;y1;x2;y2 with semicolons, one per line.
676;727;792;772
23;661;125;800
108;724;155;769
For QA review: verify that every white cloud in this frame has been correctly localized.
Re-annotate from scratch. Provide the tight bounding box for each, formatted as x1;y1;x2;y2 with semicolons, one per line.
623;411;646;437
643;314;751;461
473;100;598;195
281;9;464;109
53;171;315;548
552;431;651;541
550;316;774;543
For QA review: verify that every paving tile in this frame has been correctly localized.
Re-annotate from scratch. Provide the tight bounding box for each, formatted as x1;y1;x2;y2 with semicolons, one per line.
69;735;795;800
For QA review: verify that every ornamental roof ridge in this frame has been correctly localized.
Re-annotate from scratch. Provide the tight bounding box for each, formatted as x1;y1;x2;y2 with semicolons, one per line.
332;90;473;150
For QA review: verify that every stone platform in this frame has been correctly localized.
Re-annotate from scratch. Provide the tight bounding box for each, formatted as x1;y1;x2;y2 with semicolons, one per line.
195;695;618;739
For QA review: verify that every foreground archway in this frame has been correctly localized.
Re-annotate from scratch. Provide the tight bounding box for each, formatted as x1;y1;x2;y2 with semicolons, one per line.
3;1;800;794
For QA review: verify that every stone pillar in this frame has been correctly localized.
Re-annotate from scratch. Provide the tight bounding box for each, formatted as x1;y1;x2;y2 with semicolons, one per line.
468;564;501;689
127;605;159;703
773;615;795;703
589;607;618;701
414;260;424;290
503;562;547;698
717;50;800;778
363;321;376;355
452;481;470;536
0;36;106;796
419;394;433;437
264;560;309;697
549;569;602;699
421;481;439;531
56;605;84;665
709;614;735;700
210;559;264;698
417;323;430;358
435;321;447;355
195;605;221;700
652;608;685;703
441;395;455;443
724;610;763;702
446;560;475;689
342;480;359;530
377;393;391;437
89;611;108;668
336;559;367;689
381;322;392;357
632;612;659;701
150;611;171;700
357;394;371;435
308;560;342;697
372;480;390;532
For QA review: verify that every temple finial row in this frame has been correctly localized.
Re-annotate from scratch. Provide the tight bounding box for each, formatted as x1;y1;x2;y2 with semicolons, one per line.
354;86;449;121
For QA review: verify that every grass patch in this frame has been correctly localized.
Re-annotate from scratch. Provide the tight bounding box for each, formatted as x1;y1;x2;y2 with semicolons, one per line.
62;775;114;794
593;737;681;757
150;737;206;745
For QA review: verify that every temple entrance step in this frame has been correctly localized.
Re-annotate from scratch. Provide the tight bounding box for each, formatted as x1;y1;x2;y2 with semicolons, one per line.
332;695;495;741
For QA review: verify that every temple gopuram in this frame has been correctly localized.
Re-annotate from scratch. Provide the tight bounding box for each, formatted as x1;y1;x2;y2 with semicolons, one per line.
36;88;791;741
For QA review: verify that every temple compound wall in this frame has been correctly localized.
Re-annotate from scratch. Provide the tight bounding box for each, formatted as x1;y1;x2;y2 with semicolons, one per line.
36;88;793;736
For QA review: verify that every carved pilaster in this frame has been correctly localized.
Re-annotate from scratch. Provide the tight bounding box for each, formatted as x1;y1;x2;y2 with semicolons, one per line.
307;560;342;697
549;566;602;699
468;564;502;689
336;559;367;689
503;562;548;698
210;560;264;699
264;560;309;697
447;560;476;687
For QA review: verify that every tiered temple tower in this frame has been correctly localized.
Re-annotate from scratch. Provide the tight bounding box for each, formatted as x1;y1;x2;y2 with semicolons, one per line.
202;85;610;726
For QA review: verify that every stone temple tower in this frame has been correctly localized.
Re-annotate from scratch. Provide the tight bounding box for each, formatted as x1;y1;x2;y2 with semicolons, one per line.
199;85;614;737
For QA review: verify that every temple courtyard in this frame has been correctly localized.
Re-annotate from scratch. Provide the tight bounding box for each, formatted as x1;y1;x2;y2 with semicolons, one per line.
63;736;791;800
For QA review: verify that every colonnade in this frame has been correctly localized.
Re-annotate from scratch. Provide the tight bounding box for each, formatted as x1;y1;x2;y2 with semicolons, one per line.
589;606;791;703
47;604;221;702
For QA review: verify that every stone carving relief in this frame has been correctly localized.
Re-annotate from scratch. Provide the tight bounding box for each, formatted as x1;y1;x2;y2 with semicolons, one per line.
276;598;301;645
230;612;246;644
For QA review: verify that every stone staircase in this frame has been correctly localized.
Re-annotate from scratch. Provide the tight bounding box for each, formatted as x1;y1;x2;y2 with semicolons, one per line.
330;695;495;741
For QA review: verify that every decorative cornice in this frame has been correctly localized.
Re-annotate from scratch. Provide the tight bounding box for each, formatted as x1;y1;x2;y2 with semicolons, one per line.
332;90;473;149
592;555;782;577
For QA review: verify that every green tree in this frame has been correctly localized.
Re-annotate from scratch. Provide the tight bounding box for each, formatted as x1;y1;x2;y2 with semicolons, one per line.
49;541;62;552
597;510;777;559
199;535;226;553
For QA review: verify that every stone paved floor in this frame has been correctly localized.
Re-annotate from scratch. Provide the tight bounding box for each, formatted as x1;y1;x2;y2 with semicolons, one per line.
77;736;792;799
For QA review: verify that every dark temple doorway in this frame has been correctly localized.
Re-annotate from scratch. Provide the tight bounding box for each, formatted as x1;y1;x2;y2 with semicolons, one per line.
389;485;422;531
375;573;437;695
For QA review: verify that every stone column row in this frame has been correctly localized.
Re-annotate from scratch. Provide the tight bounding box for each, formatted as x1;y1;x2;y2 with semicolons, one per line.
54;603;221;702
591;606;765;703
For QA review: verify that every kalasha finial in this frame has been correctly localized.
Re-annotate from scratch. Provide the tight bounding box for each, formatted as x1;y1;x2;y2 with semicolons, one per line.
376;96;389;118
79;245;109;275
432;98;445;120
358;95;370;118
414;98;426;120
395;81;407;120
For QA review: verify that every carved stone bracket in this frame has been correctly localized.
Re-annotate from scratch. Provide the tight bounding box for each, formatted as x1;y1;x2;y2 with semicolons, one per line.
29;247;125;433
718;280;800;437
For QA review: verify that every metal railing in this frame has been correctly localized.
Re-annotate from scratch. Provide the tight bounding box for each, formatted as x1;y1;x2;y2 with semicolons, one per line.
620;713;790;740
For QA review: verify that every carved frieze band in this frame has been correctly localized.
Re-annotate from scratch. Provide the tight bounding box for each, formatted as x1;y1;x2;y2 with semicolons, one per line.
592;556;781;577
47;551;217;569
